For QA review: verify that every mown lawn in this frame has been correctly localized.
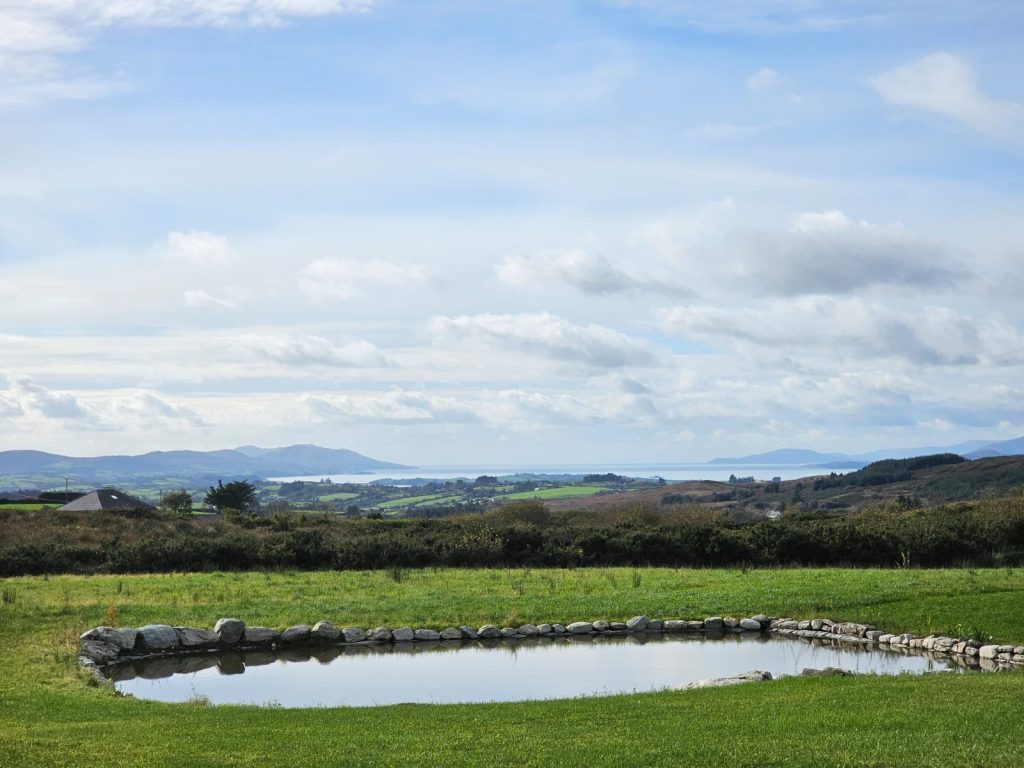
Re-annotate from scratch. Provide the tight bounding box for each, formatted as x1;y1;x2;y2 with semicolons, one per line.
504;485;607;500
1;567;1023;767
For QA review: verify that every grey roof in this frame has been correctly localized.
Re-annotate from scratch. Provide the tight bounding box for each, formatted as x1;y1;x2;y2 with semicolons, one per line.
56;488;155;512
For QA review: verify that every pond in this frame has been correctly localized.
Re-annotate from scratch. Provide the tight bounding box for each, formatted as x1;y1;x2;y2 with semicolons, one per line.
107;632;985;707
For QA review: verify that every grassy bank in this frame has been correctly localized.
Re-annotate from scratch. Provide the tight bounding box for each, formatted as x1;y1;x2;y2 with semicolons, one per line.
2;568;1023;766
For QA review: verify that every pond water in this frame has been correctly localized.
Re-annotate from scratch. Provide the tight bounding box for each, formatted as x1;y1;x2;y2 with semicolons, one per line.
109;633;980;708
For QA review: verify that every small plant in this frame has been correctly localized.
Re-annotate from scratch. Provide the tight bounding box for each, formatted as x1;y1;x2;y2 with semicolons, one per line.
389;566;404;584
945;623;993;643
115;580;123;594
631;569;642;589
1;586;15;605
106;603;117;626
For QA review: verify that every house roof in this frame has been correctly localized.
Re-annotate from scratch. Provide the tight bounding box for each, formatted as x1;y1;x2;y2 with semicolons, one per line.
56;488;155;512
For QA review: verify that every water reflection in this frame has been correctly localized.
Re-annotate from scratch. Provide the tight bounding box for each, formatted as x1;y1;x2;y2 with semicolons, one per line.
109;633;993;707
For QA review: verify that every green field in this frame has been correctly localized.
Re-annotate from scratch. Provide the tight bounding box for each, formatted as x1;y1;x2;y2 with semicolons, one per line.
0;503;59;511
316;492;359;502
504;485;607;500
374;492;459;509
2;568;1023;767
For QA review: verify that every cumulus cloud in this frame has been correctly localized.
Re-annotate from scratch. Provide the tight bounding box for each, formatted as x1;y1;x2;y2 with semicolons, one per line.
297;258;430;301
658;296;1024;366
871;52;1024;142
747;67;783;92
497;249;690;297
7;376;95;421
430;312;658;368
301;390;479;425
165;230;234;267
237;333;391;368
108;392;206;430
726;210;970;295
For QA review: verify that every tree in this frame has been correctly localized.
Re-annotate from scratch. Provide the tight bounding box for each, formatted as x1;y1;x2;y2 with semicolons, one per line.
205;480;257;513
160;489;194;517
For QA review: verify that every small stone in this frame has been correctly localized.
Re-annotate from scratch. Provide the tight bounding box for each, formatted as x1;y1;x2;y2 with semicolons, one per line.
518;624;539;636
414;628;441;641
593;620;610;632
798;620;812;630
722;617;738;628
392;627;415;642
500;627;520;638
739;618;762;631
176;627;219;647
609;622;627;631
137;624;180;651
551;624;567;634
567;622;593;634
536;624;552;635
626;615;649;632
368;627;393;641
213;618;245;645
342;627;368;643
663;620;686;631
810;619;824;631
647;619;664;631
752;614;770;625
459;626;479;639
865;631;885;642
704;617;724;631
280;625;311;644
242;627;280;645
801;667;853;677
477;625;501;639
311;621;341;642
440;627;463;640
686;620;705;631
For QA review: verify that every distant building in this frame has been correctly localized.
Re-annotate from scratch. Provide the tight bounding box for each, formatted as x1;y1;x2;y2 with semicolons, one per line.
55;488;155;512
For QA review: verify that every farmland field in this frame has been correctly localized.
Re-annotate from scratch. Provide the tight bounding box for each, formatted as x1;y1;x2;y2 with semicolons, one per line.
2;567;1023;767
504;485;607;500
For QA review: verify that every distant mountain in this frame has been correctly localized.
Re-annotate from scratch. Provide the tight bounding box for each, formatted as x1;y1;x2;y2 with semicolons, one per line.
0;444;409;487
711;436;1024;466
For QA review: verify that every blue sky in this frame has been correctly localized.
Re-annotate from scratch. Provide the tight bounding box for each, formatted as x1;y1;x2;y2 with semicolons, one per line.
0;1;1022;464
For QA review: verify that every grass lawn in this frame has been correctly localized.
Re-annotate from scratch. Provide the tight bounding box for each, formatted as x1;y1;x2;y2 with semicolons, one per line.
0;503;59;511
374;493;458;509
2;567;1023;767
316;492;359;502
504;485;607;500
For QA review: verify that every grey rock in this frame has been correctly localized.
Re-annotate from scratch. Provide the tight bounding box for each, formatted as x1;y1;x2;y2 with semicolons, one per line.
459;626;479;639
593;620;611;632
440;627;463;640
681;670;772;689
626;615;649;632
722;617;739;629
242;627;280;644
752;614;771;625
477;625;501;639
979;645;1000;659
567;621;593;634
647;620;663;631
500;627;520;638
798;620;812;631
80;626;137;651
175;627;219;647
551;624;567;634
213;618;246;645
414;628;441;641
368;627;393;642
281;625;311;644
686;621;705;631
704;617;724;631
342;627;368;643
609;622;627;631
79;639;121;664
865;630;885;642
1015;646;1024;656
801;667;853;677
997;645;1016;653
392;627;415;642
663;620;686;631
312;621;341;642
536;624;553;635
810;619;824;631
137;624;180;651
518;624;539;637
739;618;762;631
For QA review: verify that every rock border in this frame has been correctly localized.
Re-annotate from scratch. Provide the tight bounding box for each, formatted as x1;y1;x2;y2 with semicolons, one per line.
78;614;1024;672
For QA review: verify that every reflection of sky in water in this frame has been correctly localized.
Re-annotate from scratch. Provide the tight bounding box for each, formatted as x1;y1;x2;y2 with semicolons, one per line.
115;635;963;708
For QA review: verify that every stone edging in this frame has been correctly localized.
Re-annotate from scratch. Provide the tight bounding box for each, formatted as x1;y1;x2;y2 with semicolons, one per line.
78;614;1024;671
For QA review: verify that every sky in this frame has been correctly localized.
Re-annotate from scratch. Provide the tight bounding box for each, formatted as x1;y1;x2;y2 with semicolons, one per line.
0;0;1022;465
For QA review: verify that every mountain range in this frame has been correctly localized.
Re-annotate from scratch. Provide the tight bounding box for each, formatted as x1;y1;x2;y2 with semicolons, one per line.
0;444;407;487
709;436;1024;466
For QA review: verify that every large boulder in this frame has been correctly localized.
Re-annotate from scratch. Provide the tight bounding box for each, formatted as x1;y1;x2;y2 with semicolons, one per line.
414;628;441;641
175;627;219;647
440;627;463;640
80;626;137;651
242;627;280;645
281;625;311;644
79;640;121;664
477;625;501;639
214;618;246;645
459;626;479;639
663;620;686;631
681;671;772;690
392;627;414;642
626;615;649;632
739;618;762;631
593;620;610;632
368;627;393;642
137;624;179;651
518;624;539;637
567;622;593;634
342;627;368;643
703;617;724;631
312;621;341;642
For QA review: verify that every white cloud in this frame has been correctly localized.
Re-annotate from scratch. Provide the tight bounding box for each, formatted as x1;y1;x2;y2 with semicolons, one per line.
658;297;1024;366
108;392;206;430
7;376;95;421
297;258;430;301
871;52;1024;141
183;289;238;310
237;333;391;368
430;311;658;368
747;67;783;92
301;390;480;425
165;230;234;267
497;249;689;297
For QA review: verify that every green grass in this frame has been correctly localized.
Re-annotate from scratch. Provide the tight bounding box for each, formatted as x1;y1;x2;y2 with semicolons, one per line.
374;492;458;509
316;492;359;502
504;485;607;500
2;568;1024;767
0;503;58;511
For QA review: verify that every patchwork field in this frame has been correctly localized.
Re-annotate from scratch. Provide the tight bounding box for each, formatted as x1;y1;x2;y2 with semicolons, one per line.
2;567;1023;767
